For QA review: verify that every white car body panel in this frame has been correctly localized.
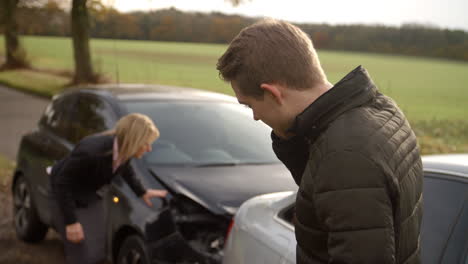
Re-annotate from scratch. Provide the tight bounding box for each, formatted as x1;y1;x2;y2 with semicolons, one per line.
223;191;297;264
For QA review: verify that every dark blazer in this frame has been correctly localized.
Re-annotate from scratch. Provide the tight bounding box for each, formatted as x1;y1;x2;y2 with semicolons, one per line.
51;134;147;225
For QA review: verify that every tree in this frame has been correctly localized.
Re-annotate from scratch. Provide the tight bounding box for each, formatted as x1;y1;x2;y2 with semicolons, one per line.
71;0;97;84
68;0;246;84
225;0;249;5
0;0;30;70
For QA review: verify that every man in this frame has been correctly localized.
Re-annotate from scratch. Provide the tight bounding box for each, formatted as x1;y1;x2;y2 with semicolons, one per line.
217;19;423;264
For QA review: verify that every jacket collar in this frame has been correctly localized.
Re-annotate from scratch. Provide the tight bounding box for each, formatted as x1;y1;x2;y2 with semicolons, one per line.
288;66;377;139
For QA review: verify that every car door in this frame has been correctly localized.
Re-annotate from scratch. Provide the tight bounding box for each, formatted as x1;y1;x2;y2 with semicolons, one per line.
37;92;118;224
421;172;468;264
69;93;124;254
441;195;468;264
67;93;118;144
435;175;468;264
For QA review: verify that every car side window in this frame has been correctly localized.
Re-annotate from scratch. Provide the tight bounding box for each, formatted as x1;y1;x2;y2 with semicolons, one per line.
421;173;468;264
465;247;468;264
68;94;116;144
39;95;76;138
441;193;468;264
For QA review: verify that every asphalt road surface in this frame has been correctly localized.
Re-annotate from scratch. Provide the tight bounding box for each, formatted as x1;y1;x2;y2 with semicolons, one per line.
0;85;65;264
0;85;49;161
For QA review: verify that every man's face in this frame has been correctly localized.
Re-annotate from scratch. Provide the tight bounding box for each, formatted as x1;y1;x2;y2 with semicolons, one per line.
231;81;282;131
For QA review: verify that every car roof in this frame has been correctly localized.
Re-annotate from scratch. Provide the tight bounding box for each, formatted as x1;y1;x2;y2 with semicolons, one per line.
422;154;468;178
65;83;237;103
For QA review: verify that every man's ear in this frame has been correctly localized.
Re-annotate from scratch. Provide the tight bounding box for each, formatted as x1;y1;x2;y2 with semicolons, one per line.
260;83;283;105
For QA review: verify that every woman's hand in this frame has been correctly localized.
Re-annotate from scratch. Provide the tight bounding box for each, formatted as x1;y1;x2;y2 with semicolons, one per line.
66;222;84;243
142;189;168;207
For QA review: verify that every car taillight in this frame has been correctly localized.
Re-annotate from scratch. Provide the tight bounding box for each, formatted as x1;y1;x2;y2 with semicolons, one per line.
225;218;235;243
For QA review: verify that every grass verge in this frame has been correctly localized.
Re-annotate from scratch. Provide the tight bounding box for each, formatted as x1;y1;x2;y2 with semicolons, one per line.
413;120;468;154
0;155;15;188
0;69;69;98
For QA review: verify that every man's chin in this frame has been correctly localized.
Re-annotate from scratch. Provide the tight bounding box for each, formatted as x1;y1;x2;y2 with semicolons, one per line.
273;129;295;140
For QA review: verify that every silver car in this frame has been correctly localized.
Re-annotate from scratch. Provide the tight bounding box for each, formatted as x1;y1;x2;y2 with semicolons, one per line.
223;154;468;264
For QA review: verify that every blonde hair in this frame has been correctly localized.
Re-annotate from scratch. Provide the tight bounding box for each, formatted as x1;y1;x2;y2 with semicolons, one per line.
217;19;327;98
110;113;160;163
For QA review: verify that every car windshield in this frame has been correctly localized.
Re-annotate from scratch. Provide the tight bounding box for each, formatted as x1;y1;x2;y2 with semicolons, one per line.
123;100;280;166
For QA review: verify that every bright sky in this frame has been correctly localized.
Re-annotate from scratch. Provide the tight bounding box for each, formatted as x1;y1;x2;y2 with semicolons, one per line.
108;0;468;31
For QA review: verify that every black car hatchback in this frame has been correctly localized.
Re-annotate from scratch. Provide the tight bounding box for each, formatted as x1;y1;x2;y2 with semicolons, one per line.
12;84;297;264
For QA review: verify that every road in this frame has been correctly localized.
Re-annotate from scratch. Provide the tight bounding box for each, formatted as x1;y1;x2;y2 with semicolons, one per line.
0;85;49;160
0;85;65;264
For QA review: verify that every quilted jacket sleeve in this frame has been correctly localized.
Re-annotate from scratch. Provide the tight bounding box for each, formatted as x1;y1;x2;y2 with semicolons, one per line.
271;131;310;185
313;151;396;264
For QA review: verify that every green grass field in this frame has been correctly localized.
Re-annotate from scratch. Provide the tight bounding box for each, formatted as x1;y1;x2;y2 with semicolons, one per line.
0;36;467;154
1;36;467;121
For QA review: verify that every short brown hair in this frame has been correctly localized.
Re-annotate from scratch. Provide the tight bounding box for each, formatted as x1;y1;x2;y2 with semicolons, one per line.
217;19;327;98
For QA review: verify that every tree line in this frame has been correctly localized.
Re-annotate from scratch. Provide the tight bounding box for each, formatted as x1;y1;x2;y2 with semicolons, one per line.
299;23;468;61
1;1;467;84
6;3;468;62
0;0;242;84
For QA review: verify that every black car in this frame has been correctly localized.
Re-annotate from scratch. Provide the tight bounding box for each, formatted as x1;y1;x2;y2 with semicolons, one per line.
11;84;297;263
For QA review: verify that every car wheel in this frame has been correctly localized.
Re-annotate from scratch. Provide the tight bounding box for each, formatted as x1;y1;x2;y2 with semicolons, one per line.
117;235;151;264
13;175;48;243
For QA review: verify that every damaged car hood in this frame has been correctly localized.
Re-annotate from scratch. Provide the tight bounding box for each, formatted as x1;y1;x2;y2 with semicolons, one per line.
149;163;297;215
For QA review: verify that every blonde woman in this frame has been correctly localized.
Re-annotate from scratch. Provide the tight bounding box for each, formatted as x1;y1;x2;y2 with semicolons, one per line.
49;113;167;264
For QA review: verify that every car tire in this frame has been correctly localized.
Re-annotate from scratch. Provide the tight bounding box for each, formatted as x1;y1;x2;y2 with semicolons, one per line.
117;235;151;264
12;175;48;243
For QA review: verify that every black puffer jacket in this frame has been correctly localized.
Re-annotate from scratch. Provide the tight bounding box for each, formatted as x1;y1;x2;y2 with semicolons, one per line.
272;66;423;264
